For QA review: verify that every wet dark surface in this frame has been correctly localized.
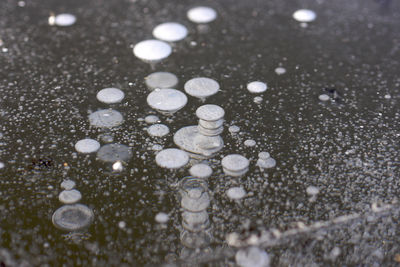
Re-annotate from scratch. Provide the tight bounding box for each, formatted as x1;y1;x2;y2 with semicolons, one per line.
0;0;399;266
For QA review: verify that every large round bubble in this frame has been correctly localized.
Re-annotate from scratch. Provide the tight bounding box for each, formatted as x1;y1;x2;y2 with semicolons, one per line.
52;204;94;231
97;144;132;163
88;109;123;128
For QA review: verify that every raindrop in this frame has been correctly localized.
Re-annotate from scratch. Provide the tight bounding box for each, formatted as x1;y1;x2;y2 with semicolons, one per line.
59;189;82;204
189;163;212;179
184;77;220;99
147;88;187;113
74;138;100;153
144;115;160;124
292;9;317;23
155;148;189;169
226;187;246;200
319;94;330;102
147;124;170;137
247;81;267;93
52;204;94;231
96;88;125;104
89;109;124;128
275;67;286;75
145;72;178;90
133;39;172;62
152;22;188;42
53;13;77;27
61;180;76;190
221;154;249;177
235;246;270;267
187;6;217;24
97;144;132;163
155;212;169;224
244;139;256;147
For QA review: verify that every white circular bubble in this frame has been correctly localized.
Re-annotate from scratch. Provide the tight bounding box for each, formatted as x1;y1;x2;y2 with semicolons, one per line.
61;180;76;190
257;157;276;169
96;88;125;104
196;104;225;121
147;88;187;113
247;81;267;93
156;148;189;169
319;94;330;102
74;138;100;153
155;212;169;223
275;67;287;75
133;39;172;62
258;152;270;160
293;9;317;23
222;154;249;173
59;189;82;204
189;163;213;178
236;246;270;267
144;115;160;124
187;6;217;24
229;125;240;134
244;139;256;147
112;161;123;172
97;144;132;163
153;22;188;42
145;72;178;90
89;109;123;128
0;162;4;169
54;13;76;27
227;187;246;200
52;204;94;231
147;124;170;137
306;185;320;196
184;77;220;99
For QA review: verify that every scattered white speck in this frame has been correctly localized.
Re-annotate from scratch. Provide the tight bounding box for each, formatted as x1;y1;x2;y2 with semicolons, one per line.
187;6;217;24
155;212;169;223
319;94;330;102
133;39;172;62
227;187;246;200
54;13;77;27
96;88;125;104
75;139;100;153
153;22;188;42
247;81;267;93
118;221;126;229
293;9;316;23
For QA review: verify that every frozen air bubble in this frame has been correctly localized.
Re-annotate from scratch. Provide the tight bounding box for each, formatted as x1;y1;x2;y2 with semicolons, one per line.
52;204;94;231
275;67;286;75
74;138;100;153
306;186;320;196
235;246;270;267
61;180;76;190
59;189;82;204
0;162;4;169
155;148;189;169
292;9;316;23
319;94;330;102
88;109;123;128
147;88;187;113
184;77;220;99
187;6;217;24
96;88;125;104
229;125;240;134
133;39;172;62
151;144;163;151
96;144;132;163
257;157;276;169
182;210;210;232
144;115;160;124
189;163;212;179
244;139;256;147
196;104;225;121
181;189;210;212
247;81;267;93
258;152;270;160
147;124;170;137
53;13;76;27
221;154;249;177
112;161;123;172
155;212;169;224
226;187;246;200
145;72;178;90
152;22;188;42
